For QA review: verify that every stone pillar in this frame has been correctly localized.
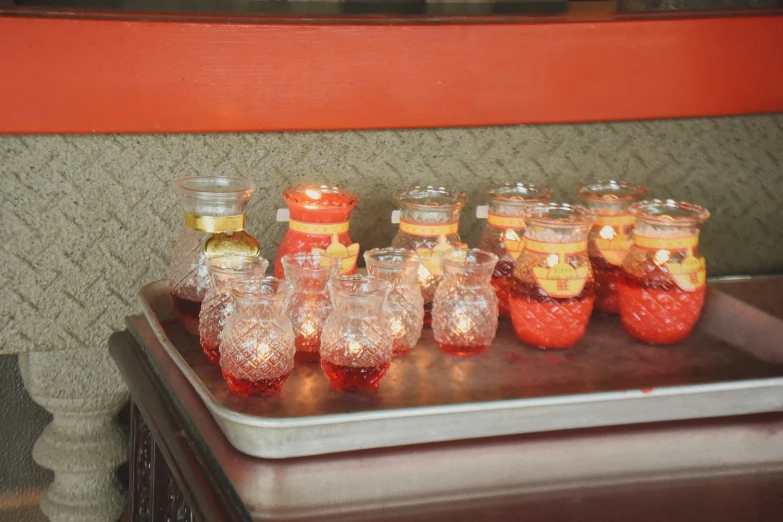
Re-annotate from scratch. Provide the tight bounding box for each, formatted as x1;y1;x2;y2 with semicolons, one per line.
19;347;129;522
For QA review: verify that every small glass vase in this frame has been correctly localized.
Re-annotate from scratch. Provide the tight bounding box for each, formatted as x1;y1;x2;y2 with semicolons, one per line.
198;255;268;365
618;199;710;345
320;275;393;392
478;183;553;318
273;185;359;278
282;252;340;362
391;186;467;326
577;181;647;315
432;249;499;357
509;204;596;350
168;177;260;334
364;248;424;356
220;277;295;396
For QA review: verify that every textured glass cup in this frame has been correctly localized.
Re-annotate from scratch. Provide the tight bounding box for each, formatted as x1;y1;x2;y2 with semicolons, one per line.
432;249;499;356
577;181;647;314
220;277;295;396
273;185;359;278
198;255;268;365
509;204;596;349
618;200;710;345
478;183;553;318
364;248;424;356
321;276;393;392
168;177;260;334
391;186;467;325
282;252;340;362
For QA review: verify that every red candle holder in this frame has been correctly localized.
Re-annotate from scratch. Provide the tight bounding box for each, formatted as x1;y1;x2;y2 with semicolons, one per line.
273;185;359;279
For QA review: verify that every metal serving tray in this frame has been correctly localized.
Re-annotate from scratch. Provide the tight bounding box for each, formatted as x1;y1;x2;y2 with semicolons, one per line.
138;279;783;459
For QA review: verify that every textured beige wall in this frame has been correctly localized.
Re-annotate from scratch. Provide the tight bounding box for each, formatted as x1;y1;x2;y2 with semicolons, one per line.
2;115;782;353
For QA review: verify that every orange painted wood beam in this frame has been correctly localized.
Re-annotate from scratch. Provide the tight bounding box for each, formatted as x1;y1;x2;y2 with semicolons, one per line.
0;13;781;133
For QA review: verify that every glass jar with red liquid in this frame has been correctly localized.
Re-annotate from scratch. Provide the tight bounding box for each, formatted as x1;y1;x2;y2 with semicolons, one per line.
432;249;499;356
220;277;295;396
198;255;267;365
273;185;359;279
168;177;260;334
320;276;393;392
478;183;553;318
576;181;647;315
391;186;467;325
618;200;710;345
509;204;597;349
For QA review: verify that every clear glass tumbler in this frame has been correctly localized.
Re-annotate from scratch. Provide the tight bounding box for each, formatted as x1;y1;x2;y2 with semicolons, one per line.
364;248;424;356
391;186;467;325
320;275;393;392
168;177;260;334
220;277;295;396
509;204;596;349
432;249;499;356
618;199;710;345
198;255;268;365
478;183;553;318
577;181;647;314
282;252;340;362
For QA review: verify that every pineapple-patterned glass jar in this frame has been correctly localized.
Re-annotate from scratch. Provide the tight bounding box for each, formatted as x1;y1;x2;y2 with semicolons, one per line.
391;186;467;325
168;177;260;334
618;200;710;345
478;183;553;318
282;252;340;362
198;255;267;365
220;277;295;396
509;204;596;349
273;185;359;279
432;249;499;357
321;276;393;392
364;248;424;356
577;181;647;315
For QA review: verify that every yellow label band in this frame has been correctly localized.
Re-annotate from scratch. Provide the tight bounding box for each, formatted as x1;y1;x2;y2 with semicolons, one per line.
487;214;526;229
525;239;588;256
399;221;459;237
184;213;245;233
289;219;350;235
633;234;699;251
594;214;636;228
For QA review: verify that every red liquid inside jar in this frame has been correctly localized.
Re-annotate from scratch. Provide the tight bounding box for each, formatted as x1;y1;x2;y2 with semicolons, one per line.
294;335;321;362
491;259;515;318
590;256;623;315
439;344;490;357
201;340;221;365
617;275;706;345
274;187;358;278
321;360;390;392
172;293;202;334
222;372;290;396
509;281;595;349
294;349;321;363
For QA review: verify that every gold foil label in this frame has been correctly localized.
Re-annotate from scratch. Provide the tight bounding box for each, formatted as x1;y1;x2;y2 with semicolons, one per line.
312;235;360;275
634;234;705;292
487;214;526;229
399;221;459;237
593;214;635;267
184;213;245;233
289;219;350;235
527;239;589;298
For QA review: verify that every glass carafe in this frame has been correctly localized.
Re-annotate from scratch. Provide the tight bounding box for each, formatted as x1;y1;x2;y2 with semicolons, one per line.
478;183;553;318
391;186;467;325
432;249;499;356
273;185;359;278
618;200;710;345
282;252;340;362
509;204;596;349
220;277;295;396
577;181;647;315
168;177;260;334
364;248;424;356
198;255;268;365
320;276;393;392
